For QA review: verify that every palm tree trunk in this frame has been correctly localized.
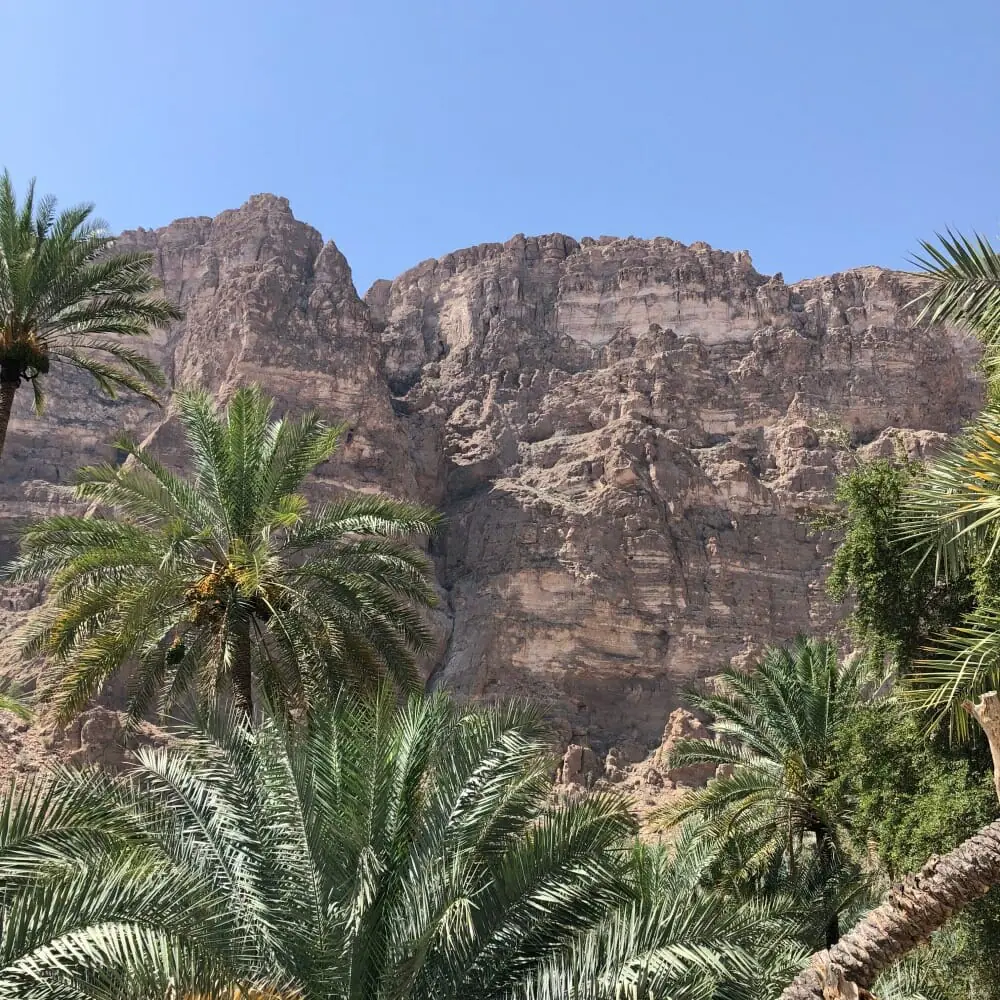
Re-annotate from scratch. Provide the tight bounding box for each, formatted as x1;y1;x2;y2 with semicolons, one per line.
231;617;254;722
0;374;19;458
780;691;1000;1000
813;824;840;948
779;818;1000;1000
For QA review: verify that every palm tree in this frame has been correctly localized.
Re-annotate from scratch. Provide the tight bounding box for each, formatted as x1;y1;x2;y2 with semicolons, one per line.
3;385;440;723
662;638;873;948
0;693;638;1000
0;170;180;456
526;825;811;1000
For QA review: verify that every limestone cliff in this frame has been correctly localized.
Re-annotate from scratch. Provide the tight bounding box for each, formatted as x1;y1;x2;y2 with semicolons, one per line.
0;195;983;760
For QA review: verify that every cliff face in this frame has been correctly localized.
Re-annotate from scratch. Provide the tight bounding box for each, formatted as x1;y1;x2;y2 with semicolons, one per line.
0;196;983;757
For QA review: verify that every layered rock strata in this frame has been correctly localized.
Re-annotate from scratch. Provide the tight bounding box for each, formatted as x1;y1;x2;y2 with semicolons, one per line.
0;196;982;763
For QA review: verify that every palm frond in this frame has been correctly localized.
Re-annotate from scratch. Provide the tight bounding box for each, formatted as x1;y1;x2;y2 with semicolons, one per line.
901;602;1000;736
911;230;1000;374
0;172;178;451
0;696;637;1000
897;407;1000;583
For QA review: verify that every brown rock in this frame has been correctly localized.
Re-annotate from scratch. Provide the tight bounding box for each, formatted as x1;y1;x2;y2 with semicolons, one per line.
40;708;167;770
558;743;602;788
0;200;984;766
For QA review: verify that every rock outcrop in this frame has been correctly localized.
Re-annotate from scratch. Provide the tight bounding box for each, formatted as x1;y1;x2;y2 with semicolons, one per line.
0;196;983;772
555;707;721;831
0;705;167;777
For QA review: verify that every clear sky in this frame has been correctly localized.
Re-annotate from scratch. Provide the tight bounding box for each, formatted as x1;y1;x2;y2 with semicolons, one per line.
4;0;999;296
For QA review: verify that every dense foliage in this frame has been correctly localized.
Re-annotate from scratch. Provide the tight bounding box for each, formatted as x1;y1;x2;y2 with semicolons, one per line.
826;458;972;671
819;453;1000;997
837;700;995;877
0;694;803;1000
834;696;1000;999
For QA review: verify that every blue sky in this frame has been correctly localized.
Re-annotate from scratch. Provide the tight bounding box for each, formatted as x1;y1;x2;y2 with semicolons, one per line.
5;0;999;295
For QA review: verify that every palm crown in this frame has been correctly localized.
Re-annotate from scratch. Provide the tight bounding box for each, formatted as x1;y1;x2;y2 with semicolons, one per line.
662;638;873;948
4;384;440;723
0;693;638;1000
0;170;181;455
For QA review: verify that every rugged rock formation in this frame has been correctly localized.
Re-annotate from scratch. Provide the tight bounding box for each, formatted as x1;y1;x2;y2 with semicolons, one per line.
556;707;720;831
0;705;167;777
0;195;983;770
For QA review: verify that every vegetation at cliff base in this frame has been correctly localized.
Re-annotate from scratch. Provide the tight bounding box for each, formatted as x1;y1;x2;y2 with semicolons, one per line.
7;179;1000;999
3;384;440;725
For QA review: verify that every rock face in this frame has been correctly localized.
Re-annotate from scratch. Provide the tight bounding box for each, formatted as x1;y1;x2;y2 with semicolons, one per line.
0;706;167;777
0;196;983;762
555;707;722;832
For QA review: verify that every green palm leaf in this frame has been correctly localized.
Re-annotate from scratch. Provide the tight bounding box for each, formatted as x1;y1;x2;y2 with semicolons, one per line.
911;230;1000;376
0;170;181;455
0;695;640;1000
5;384;441;724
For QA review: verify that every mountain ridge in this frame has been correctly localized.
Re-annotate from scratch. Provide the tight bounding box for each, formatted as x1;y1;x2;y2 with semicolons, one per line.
0;193;983;769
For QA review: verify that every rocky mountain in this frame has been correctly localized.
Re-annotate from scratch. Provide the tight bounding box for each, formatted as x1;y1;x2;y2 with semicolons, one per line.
0;194;984;769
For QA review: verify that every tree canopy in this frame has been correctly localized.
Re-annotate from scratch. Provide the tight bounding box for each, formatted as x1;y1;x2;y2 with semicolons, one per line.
4;385;440;723
0;170;180;455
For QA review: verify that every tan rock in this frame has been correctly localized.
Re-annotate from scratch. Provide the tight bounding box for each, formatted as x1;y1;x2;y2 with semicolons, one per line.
40;708;167;770
0;199;984;768
558;743;601;788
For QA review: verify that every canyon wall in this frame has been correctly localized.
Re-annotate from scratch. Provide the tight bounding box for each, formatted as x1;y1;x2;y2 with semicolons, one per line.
0;195;982;760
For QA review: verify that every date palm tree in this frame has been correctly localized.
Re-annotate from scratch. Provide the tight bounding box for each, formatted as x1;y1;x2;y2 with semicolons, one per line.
4;384;440;723
0;693;637;1000
0;170;180;456
662;638;873;948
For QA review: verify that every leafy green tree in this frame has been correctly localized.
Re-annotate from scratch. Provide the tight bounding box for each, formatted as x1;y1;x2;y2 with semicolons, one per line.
833;696;1000;1000
825;458;971;673
837;699;996;878
0;170;180;456
0;693;639;1000
4;385;440;723
779;790;1000;1000
663;637;874;948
